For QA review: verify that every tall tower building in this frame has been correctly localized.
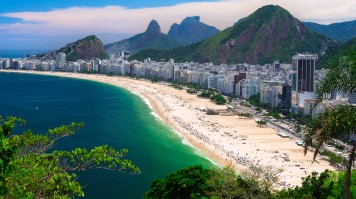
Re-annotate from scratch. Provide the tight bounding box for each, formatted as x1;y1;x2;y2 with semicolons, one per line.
281;83;292;110
56;53;66;69
293;53;317;93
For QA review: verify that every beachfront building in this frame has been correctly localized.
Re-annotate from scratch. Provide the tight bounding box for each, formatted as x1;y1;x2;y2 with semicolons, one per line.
260;84;279;107
235;79;259;99
217;77;234;95
281;83;292;111
55;53;66;69
293;53;317;93
2;59;10;69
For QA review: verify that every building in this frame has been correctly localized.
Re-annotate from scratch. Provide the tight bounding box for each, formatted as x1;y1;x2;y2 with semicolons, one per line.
281;83;292;111
293;53;317;93
272;61;280;72
349;92;356;105
234;73;246;96
270;87;279;107
55;53;66;69
236;79;259;99
260;84;279;107
303;99;323;116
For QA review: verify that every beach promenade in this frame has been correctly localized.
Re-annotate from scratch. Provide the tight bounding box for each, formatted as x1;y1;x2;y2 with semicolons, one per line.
3;70;334;188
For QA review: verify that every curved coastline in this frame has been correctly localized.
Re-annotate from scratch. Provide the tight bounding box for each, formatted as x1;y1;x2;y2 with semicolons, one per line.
1;70;335;188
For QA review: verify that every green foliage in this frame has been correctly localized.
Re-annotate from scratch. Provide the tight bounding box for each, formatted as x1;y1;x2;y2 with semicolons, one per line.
273;170;356;199
319;150;345;165
315;51;356;102
304;50;356;199
256;120;267;127
145;165;271;199
107;30;181;56
210;94;226;105
208;167;271;199
239;101;252;108
274;170;333;199
303;105;356;160
198;91;212;98
0;116;140;198
237;113;253;118
144;165;211;199
247;93;268;108
263;109;282;120
304;21;356;42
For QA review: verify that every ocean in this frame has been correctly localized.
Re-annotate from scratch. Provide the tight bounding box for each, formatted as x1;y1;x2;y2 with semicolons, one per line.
0;72;213;198
0;50;48;58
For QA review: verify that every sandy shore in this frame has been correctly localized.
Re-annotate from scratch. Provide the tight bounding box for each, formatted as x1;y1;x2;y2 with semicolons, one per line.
2;70;334;188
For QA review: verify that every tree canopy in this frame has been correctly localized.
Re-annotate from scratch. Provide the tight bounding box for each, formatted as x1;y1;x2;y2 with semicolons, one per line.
304;51;356;199
144;165;272;199
0;116;140;198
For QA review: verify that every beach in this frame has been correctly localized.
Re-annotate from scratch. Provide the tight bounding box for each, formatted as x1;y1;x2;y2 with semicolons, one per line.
3;70;334;188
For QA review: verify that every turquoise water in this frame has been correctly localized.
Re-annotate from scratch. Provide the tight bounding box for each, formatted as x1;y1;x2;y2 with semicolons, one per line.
0;72;213;198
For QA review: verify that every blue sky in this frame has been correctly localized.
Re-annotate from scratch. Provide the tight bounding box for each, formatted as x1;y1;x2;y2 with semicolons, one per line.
0;0;355;50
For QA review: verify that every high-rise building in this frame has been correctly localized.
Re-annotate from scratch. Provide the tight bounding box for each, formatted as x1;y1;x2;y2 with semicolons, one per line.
56;53;66;69
293;53;317;93
235;79;259;99
281;83;292;111
234;73;246;96
260;84;279;107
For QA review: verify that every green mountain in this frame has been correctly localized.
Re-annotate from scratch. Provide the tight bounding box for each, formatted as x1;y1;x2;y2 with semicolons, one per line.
317;37;356;69
105;20;181;54
36;35;108;61
303;20;356;42
167;16;220;45
131;5;337;64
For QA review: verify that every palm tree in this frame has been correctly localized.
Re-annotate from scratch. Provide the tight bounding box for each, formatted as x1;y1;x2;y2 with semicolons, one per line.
303;51;356;199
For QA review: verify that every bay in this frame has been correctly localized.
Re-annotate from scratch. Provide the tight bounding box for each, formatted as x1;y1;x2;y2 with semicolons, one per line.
0;50;48;58
0;72;213;198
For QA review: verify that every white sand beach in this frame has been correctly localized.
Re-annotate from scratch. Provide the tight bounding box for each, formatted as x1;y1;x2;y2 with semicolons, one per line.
3;70;335;188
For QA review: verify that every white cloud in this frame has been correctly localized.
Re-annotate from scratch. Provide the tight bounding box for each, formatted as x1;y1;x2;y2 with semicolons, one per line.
1;0;356;37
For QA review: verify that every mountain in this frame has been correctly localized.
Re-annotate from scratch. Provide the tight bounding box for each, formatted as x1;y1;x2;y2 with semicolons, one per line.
303;20;356;42
317;37;356;69
130;5;337;65
36;35;108;61
105;20;181;54
167;16;220;45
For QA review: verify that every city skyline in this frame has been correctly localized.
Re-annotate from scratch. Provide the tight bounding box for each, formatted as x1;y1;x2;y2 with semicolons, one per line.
0;0;356;50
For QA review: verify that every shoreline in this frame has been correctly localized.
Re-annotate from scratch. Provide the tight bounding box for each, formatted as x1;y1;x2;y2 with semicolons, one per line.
1;70;335;188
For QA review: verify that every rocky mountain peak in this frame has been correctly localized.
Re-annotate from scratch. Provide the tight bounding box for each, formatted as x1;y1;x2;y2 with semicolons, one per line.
184;16;200;22
145;19;161;37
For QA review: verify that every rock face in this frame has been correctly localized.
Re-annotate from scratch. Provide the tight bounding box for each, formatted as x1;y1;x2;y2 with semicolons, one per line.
36;35;107;61
132;5;337;64
105;20;180;54
60;35;107;61
304;20;356;42
167;16;220;45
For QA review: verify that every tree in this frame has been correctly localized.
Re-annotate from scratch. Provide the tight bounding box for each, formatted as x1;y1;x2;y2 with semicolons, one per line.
256;120;267;127
207;167;270;199
241;164;283;192
304;51;356;199
144;165;211;199
0;116;140;198
273;169;356;199
273;170;334;199
145;165;271;199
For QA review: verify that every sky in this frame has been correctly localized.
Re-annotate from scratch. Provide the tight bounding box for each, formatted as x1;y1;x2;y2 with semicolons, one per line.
0;0;356;50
